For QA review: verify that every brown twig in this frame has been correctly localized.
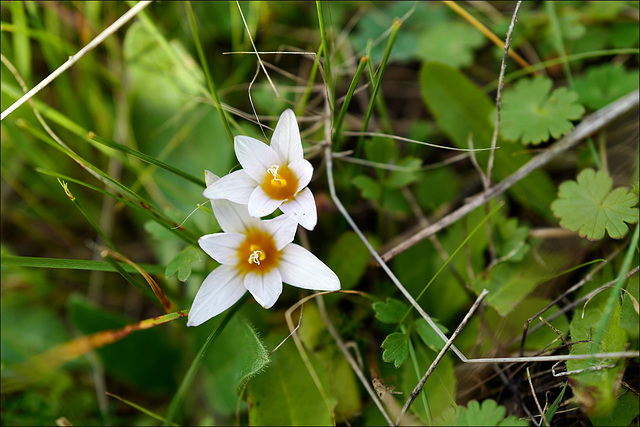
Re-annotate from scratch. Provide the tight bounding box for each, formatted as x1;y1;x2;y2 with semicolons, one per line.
381;90;640;262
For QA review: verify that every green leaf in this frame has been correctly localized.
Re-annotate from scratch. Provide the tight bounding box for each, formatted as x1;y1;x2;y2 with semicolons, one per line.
201;315;270;415
420;61;557;218
499;77;585;145
373;298;409;324
352;174;382;201
385;157;422;188
574;63;640;110
567;287;627;416
619;276;639;341
493;217;530;263
545;382;567;423
326;232;372;290
414;318;449;352
433;399;528;426
247;340;333;426
551;169;639;240
416;22;486;68
165;246;201;282
381;332;410;368
589;391;640;427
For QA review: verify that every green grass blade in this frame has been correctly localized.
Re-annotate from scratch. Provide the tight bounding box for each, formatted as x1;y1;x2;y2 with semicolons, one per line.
333;55;368;150
185;1;234;146
1;255;165;274
316;1;333;105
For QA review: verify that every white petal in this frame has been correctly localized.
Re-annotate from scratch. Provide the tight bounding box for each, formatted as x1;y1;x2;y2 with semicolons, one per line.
198;233;244;265
248;186;283;218
210;198;259;233
288;158;313;193
203;170;256;204
244;269;283;309
204;170;220;187
187;265;246;326
271;109;303;164
280;188;318;231
260;214;298;250
235;136;281;182
279;244;340;291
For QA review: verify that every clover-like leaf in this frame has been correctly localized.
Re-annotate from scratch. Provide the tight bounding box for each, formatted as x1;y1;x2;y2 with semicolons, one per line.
416;22;486;68
433;399;528;426
381;332;409;368
574;63;639;110
551;169;639;240
499;77;585;145
373;298;409;324
165;245;201;282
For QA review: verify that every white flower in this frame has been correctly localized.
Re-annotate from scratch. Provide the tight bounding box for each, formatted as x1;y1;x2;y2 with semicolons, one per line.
203;109;318;230
187;172;340;327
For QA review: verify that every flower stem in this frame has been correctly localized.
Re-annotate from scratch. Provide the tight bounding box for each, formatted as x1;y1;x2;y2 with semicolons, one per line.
333;55;368;150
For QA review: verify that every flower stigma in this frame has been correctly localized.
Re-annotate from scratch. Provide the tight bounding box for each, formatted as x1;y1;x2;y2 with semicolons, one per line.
261;164;298;200
237;228;280;274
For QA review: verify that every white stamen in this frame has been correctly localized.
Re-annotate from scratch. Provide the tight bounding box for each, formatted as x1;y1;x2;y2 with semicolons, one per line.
249;250;263;265
267;165;280;181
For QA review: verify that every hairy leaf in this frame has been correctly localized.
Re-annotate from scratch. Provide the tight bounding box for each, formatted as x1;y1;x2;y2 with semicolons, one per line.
381;332;410;368
433;399;528;426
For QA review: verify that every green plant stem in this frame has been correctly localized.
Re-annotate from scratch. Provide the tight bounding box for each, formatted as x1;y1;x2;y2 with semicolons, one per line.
316;1;333;105
185;1;234;146
164;294;249;425
356;18;401;158
545;2;574;88
333;55;368;149
297;43;323;116
1;255;165;274
590;224;639;353
404;325;431;423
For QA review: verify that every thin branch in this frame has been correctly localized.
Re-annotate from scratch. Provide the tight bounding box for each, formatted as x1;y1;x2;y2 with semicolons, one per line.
396;289;489;425
1;1;153;121
381;90;640;262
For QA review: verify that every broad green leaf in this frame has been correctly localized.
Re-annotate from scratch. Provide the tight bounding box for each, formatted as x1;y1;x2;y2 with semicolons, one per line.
201;315;270;415
589;390;640;427
68;294;178;393
567;289;627;416
381;332;410;368
499;77;585;145
414;318;449;352
551;169;639;240
472;245;568;316
433;399;528;426
364;136;398;165
352;174;381;201
574;64;639;110
416;22;486;68
326;231;371;290
493;217;530;263
247;340;333;426
420;61;557;218
373;298;409;324
165;246;201;282
385;157;422;188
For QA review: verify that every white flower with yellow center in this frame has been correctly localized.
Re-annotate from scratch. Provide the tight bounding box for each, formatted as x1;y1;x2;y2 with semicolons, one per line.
187;172;340;326
203;109;318;230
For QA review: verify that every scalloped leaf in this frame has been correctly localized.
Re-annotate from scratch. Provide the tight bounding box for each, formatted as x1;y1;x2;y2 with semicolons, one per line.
381;332;409;368
499;77;585;145
373;298;409;324
551;169;639;240
433;399;528;426
165;245;201;282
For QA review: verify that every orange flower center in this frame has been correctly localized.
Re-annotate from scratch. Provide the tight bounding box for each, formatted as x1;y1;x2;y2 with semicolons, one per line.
261;165;298;201
237;228;280;275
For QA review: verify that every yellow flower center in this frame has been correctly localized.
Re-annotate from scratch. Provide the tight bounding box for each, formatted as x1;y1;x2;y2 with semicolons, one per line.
237;228;279;275
261;164;298;201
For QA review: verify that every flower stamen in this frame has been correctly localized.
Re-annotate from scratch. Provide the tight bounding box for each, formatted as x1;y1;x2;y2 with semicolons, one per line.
267;165;280;181
248;250;263;265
